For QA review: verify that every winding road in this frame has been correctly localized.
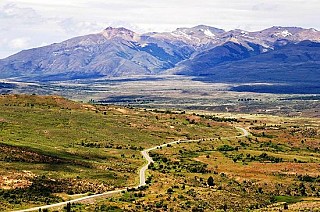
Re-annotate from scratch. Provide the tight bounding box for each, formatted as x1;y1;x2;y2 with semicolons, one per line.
14;127;249;212
236;126;250;137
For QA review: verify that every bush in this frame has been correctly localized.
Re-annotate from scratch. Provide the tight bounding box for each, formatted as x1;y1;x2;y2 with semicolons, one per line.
217;145;235;151
207;176;215;186
95;204;122;212
297;174;320;182
167;188;174;194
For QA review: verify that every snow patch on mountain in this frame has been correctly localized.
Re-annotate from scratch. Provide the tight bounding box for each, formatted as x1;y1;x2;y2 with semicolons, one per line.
170;31;192;40
281;30;292;37
139;43;149;48
204;29;215;37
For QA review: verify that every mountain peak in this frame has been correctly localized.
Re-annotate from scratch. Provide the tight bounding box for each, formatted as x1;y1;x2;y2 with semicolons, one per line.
193;25;225;32
170;25;225;42
104;26;133;32
308;28;318;32
1;25;319;83
101;27;139;41
259;26;305;34
175;25;225;34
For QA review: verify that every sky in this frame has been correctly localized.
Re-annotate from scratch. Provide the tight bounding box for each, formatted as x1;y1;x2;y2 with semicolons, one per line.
0;0;319;59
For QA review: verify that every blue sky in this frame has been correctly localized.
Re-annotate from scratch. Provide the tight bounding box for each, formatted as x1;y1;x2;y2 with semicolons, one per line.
0;0;319;58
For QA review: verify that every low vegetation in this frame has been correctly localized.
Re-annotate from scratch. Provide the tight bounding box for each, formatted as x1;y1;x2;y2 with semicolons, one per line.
0;94;318;211
80;105;319;211
0;94;237;211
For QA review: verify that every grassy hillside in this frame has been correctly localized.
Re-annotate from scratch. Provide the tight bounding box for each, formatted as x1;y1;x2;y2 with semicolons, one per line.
0;94;237;211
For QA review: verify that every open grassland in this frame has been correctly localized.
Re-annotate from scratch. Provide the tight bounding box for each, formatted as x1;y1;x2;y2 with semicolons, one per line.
0;94;238;211
73;110;319;211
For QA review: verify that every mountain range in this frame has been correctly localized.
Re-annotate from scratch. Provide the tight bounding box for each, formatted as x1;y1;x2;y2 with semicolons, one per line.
0;25;319;93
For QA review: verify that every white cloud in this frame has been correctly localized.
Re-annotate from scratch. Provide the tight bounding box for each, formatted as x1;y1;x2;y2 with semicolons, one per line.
252;2;279;11
58;18;105;34
9;38;30;49
0;3;43;24
0;0;319;58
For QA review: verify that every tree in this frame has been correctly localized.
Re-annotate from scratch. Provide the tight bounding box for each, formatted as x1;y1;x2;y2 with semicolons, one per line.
181;184;186;190
299;183;307;196
66;202;71;212
167;188;174;194
207;176;214;186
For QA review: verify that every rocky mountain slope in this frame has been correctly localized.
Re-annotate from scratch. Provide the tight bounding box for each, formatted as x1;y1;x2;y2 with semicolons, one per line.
0;25;319;85
0;27;194;81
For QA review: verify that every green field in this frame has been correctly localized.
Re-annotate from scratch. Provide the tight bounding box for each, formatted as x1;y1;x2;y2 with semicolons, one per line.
0;94;239;211
73;109;319;211
0;94;319;211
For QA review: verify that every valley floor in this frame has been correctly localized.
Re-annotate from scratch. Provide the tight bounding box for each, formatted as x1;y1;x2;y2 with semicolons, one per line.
0;94;319;211
2;75;319;118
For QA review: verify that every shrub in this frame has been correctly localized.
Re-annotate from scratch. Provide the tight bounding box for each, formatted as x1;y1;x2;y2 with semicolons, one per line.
217;145;235;151
207;176;215;186
167;188;174;194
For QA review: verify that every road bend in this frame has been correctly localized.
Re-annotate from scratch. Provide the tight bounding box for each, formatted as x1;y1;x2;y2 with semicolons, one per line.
14;127;248;212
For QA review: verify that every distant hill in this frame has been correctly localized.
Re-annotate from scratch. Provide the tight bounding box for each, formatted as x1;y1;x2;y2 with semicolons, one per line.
175;41;320;82
0;25;319;93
